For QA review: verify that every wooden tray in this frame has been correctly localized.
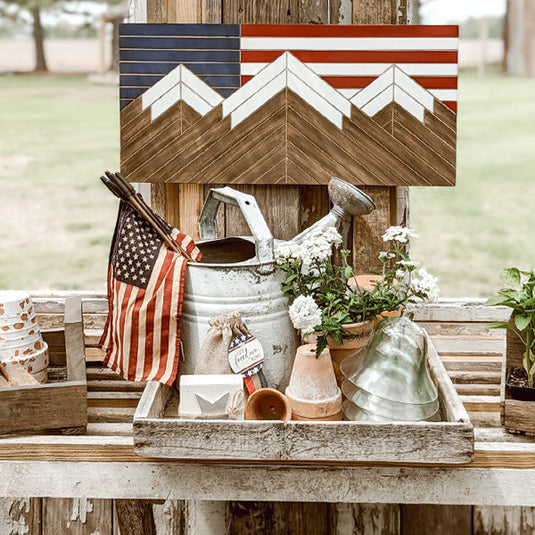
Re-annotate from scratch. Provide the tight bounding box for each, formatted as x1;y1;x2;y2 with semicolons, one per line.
133;337;474;464
0;296;87;435
500;322;535;435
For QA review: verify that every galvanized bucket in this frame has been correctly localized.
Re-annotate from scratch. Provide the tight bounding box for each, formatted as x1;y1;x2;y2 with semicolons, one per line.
180;187;298;391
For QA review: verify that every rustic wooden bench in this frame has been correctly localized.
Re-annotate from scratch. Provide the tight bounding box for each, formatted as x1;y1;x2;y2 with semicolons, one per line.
1;293;534;534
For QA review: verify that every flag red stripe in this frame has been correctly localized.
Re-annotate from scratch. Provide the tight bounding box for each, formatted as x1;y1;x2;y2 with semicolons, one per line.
241;50;458;64
127;286;145;382
153;251;175;381
241;24;459;38
444;101;457;112
117;282;133;379
143;248;174;378
240;74;457;90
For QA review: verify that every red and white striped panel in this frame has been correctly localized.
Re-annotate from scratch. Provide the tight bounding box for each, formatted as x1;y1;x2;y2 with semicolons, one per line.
240;25;458;112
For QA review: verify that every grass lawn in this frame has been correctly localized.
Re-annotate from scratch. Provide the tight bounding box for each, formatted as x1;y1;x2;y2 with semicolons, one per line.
0;71;534;296
411;68;535;297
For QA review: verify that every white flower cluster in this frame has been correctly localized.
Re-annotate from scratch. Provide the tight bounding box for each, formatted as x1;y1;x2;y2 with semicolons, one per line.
378;251;395;262
410;267;440;303
288;295;322;334
382;226;418;244
396;259;420;269
275;226;343;265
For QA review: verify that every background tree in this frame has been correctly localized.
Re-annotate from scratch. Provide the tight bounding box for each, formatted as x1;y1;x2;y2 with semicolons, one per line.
503;0;535;76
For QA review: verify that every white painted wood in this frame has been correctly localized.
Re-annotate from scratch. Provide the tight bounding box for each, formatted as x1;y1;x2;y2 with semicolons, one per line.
151;84;181;120
287;71;344;128
393;86;425;122
394;65;434;110
181;66;224;108
181;85;215;117
429;89;458;101
2;462;535;505
189;501;226;535
361;86;394;117
223;53;287;117
350;65;394;107
240;37;459;51
230;72;286;128
339;89;360;99
287;53;351;117
241;61;459;78
142;66;182;110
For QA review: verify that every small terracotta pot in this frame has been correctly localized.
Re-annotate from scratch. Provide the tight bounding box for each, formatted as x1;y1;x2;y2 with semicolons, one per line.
349;274;403;325
327;320;374;387
285;344;342;420
244;388;292;421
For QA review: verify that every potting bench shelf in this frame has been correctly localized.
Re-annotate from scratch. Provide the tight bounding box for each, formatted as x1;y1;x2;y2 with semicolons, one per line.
2;294;535;533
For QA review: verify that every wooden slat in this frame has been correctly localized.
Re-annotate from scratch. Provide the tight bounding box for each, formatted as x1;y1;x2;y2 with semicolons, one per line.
401;504;472;535
0;498;41;535
43;498;112;535
332;503;400;534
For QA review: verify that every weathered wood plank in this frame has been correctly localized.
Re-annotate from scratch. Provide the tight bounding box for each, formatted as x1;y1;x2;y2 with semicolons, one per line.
115;500;156;535
0;498;41;535
401;505;472;535
43;498;112;535
473;506;524;535
332;503;400;535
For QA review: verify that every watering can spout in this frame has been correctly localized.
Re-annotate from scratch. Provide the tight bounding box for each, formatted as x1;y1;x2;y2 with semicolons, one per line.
289;177;376;246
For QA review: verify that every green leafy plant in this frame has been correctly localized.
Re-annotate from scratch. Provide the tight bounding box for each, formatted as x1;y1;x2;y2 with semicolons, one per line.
486;268;535;388
276;226;439;357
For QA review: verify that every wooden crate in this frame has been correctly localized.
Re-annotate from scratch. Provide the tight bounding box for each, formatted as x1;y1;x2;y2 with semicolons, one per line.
133;337;474;464
0;296;87;435
500;323;535;435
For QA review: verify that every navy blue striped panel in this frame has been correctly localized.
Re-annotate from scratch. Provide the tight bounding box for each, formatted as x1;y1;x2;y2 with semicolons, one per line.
119;23;242;110
120;37;240;49
120;62;240;75
120;49;240;63
120;23;240;37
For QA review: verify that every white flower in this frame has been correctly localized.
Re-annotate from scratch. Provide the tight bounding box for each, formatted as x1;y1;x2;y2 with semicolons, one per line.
288;295;322;335
379;251;395;262
275;242;301;265
382;226;418;244
300;226;342;263
410;267;440;303
396;260;420;269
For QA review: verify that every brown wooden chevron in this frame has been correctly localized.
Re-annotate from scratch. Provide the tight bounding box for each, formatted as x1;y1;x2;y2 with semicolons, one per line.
120;74;457;186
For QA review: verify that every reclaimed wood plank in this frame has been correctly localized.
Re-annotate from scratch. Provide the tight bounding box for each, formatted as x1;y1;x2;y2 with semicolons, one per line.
115;500;156;535
0;498;41;535
401;504;472;535
43;498;112;535
332;503;400;535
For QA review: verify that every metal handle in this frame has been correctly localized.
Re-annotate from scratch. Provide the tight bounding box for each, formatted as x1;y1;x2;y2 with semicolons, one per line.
199;187;274;264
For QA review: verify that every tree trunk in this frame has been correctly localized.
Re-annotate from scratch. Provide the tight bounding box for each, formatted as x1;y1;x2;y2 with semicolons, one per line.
31;6;48;72
503;0;535;76
109;16;122;72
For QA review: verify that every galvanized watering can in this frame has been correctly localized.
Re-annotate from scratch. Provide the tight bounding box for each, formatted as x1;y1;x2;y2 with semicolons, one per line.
180;178;376;390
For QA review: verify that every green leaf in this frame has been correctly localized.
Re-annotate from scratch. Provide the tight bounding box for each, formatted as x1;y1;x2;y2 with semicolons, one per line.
487;321;513;330
485;295;510;306
515;315;532;332
501;267;521;287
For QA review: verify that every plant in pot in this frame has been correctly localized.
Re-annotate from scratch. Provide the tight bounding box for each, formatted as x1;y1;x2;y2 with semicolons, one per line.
276;227;389;386
350;225;440;322
486;268;535;401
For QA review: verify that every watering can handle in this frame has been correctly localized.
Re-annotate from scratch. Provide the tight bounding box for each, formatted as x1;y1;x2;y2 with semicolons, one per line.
199;187;274;264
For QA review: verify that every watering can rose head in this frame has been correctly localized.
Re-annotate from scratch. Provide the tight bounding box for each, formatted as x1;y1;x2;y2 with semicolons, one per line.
277;225;439;358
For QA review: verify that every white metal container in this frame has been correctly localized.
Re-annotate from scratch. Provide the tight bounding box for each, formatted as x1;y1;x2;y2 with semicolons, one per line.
180;188;298;391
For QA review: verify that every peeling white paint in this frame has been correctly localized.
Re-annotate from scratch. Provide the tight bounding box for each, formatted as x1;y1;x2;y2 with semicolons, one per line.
71;498;94;524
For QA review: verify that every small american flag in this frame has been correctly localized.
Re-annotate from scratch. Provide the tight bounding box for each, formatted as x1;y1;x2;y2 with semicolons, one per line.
99;201;201;385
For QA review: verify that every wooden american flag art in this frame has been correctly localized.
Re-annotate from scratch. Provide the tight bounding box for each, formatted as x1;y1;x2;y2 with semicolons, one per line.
119;24;458;187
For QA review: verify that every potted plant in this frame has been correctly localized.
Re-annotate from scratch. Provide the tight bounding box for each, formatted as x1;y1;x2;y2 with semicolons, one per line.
351;225;440;322
487;268;535;401
276;226;439;385
276;227;379;361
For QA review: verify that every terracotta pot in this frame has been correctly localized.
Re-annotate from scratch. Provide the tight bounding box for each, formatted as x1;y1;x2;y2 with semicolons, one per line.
285;344;342;420
327;320;374;387
349;274;403;325
244;388;292;421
